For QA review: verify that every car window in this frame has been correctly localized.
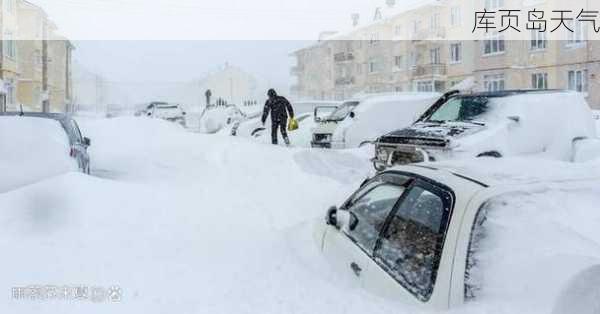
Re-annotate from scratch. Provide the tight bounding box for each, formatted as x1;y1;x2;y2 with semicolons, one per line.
465;202;491;301
428;96;490;123
345;183;406;254
70;120;83;142
374;184;452;302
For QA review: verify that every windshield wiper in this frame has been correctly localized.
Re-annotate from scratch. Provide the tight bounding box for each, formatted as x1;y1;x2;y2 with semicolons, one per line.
462;119;486;126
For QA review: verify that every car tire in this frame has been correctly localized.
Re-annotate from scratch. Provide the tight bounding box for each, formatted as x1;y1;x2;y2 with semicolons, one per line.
476;151;502;158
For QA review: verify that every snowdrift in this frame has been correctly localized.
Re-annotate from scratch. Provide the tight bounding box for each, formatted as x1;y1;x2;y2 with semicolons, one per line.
0;116;77;193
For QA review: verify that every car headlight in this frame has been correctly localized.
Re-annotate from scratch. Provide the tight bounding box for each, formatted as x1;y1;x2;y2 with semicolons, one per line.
376;147;389;161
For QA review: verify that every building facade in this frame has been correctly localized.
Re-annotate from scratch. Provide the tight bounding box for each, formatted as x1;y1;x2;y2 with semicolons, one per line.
0;0;73;113
291;0;600;109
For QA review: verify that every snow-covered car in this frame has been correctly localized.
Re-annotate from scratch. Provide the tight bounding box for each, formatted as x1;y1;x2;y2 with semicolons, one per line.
292;100;342;116
372;90;597;170
310;93;440;149
228;112;314;146
142;102;187;126
0;112;91;177
315;160;600;313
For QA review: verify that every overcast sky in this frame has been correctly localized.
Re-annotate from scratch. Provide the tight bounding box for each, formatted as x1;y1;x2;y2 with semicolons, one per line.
26;0;384;101
29;0;377;40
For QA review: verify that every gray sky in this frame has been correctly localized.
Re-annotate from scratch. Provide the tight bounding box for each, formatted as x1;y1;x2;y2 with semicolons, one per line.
28;0;385;103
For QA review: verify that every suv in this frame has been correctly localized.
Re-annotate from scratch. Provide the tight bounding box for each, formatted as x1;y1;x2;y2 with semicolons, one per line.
311;93;440;149
316;161;600;312
0;112;91;174
372;90;597;170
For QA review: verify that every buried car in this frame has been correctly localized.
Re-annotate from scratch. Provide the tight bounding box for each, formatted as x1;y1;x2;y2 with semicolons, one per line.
315;159;600;313
0;112;91;175
143;102;187;126
311;93;440;149
372;90;597;170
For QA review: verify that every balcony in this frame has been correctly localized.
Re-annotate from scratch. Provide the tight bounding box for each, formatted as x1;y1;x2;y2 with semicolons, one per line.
411;27;446;42
335;77;355;86
411;64;447;78
334;52;355;63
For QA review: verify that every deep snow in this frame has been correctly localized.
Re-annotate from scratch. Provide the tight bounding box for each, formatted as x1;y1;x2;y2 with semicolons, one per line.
2;116;600;314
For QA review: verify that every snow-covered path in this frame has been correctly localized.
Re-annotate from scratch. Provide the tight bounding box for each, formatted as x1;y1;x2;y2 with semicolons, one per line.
1;117;413;314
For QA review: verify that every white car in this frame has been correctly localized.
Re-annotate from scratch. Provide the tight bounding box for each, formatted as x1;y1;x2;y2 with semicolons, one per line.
315;160;600;313
144;102;187;126
373;90;597;169
310;93;440;149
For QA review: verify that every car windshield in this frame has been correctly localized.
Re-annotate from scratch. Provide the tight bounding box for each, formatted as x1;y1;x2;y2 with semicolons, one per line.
327;101;360;121
426;96;492;124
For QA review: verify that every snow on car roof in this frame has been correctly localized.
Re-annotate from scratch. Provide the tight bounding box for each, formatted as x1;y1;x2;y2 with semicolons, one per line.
353;92;440;113
415;158;600;187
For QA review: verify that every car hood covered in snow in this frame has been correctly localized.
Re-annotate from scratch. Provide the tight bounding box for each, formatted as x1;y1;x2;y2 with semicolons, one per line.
379;122;484;147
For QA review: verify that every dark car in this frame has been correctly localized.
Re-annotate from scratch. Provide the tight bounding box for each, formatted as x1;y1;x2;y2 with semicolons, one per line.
0;112;92;174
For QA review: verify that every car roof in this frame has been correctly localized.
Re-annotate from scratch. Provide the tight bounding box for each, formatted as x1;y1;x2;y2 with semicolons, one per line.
0;112;70;121
453;89;569;98
390;158;600;188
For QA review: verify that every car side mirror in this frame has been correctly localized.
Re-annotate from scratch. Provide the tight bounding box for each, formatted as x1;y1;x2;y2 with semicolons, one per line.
182;111;187;116
507;115;521;123
326;206;357;231
83;137;91;147
147;112;152;116
314;116;322;123
349;112;356;119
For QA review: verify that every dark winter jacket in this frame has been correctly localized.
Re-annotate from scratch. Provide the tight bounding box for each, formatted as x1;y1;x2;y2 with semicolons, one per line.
262;96;294;123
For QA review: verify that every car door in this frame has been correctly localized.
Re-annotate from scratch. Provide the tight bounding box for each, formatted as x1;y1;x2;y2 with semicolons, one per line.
361;179;454;307
68;119;90;171
322;174;410;288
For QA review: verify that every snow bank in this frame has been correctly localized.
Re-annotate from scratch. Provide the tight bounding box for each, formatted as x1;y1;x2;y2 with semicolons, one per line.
0;116;77;193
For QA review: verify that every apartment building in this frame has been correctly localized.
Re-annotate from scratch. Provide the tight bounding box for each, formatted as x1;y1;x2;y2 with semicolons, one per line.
291;0;600;109
1;0;20;111
0;0;74;113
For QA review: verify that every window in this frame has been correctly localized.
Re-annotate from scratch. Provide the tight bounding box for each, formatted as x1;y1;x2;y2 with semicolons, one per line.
374;184;452;301
568;69;588;92
450;43;462;63
484;0;504;10
368;58;382;73
369;33;380;46
3;32;16;59
409;52;419;67
483;32;505;55
416;81;434;92
568;20;587;45
427;96;491;123
531;73;548;90
345;182;407;252
5;80;16;105
450;7;461;26
530;30;547;50
483;74;505;92
395;25;403;37
394;55;404;70
3;0;15;12
430;48;441;64
430;13;440;30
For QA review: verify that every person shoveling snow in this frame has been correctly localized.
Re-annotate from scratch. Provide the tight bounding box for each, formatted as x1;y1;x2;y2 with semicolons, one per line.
261;88;295;146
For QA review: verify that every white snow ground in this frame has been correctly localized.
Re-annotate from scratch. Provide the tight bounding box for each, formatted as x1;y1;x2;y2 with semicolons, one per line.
2;116;600;314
